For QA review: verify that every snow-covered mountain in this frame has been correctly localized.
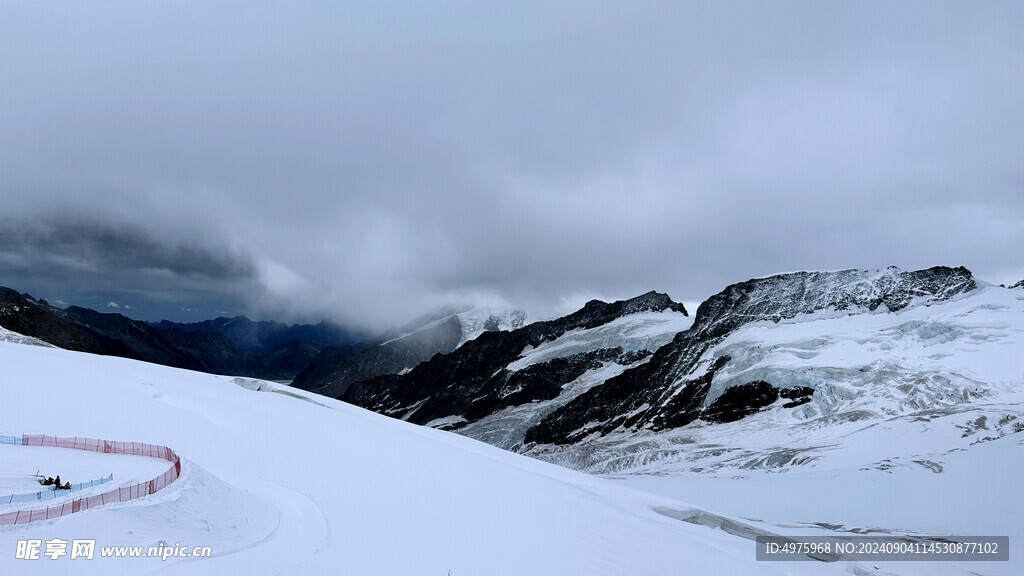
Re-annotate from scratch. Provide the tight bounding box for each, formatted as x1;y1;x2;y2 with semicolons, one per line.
526;265;980;445
150;316;365;351
333;267;1022;489
2;263;1022;575
452;307;529;347
0;330;821;576
340;291;688;431
525;267;1023;475
291;305;526;397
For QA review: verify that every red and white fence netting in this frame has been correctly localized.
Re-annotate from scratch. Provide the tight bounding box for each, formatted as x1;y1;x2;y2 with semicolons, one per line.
0;434;181;526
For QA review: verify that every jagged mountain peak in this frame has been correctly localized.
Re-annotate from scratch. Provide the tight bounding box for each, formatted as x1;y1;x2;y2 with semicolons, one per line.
555;291;687;334
524;266;982;446
586;290;687;316
692;265;975;339
333;290;692;434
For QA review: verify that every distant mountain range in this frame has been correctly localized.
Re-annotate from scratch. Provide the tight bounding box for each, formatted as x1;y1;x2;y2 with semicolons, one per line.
151;316;365;351
311;265;1024;478
0;286;529;385
0;287;364;380
5;265;1020;480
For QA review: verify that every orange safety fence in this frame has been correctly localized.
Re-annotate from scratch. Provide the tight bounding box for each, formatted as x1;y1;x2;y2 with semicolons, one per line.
0;434;181;526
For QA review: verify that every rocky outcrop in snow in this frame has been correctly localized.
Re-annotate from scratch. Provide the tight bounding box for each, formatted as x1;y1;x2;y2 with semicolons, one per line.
340;292;688;428
525;266;978;445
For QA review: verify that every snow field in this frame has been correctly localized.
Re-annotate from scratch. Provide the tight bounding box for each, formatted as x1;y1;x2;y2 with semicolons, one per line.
0;444;168;512
0;339;848;575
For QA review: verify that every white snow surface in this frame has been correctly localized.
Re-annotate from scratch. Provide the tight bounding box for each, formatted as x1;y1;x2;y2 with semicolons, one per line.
2;282;1021;575
529;285;1024;473
524;285;1024;575
0;326;56;348
508;310;693;372
455;307;527;347
0;334;851;576
0;445;167;512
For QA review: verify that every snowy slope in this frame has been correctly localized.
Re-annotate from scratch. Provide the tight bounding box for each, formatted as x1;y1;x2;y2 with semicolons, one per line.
454;307;528;347
507;311;693;372
0;335;852;576
527;284;1024;474
380;307;526;350
524;266;983;445
0;326;56;348
522;284;1024;576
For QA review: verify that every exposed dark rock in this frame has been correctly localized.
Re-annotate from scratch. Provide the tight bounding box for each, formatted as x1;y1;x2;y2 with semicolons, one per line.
0;286;336;380
482;315;501;332
616;349;652;365
524;353;730;444
782;396;813;409
780;386;815;399
525;266;978;445
461;348;625;424
341;291;688;426
0;287;107;353
58;306;313;379
701;381;779;423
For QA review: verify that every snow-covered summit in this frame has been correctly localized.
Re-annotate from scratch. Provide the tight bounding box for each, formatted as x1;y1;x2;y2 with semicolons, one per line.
454;307;528;347
522;269;1023;481
692;265;977;339
527;266;985;445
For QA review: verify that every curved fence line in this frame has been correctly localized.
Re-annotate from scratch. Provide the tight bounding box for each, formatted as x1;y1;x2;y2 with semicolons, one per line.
2;473;114;505
0;434;181;526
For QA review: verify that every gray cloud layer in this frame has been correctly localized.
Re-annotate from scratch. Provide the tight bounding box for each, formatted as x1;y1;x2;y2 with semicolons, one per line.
1;1;1021;326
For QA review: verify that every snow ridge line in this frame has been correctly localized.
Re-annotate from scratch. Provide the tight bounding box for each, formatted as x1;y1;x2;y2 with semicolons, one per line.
0;434;181;526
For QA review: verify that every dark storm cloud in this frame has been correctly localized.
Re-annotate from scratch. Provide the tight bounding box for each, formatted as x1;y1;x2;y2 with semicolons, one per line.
0;218;254;280
0;213;258;319
0;1;1021;327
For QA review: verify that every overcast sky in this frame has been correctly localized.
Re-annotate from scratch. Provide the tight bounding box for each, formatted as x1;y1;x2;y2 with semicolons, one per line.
1;1;1022;328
